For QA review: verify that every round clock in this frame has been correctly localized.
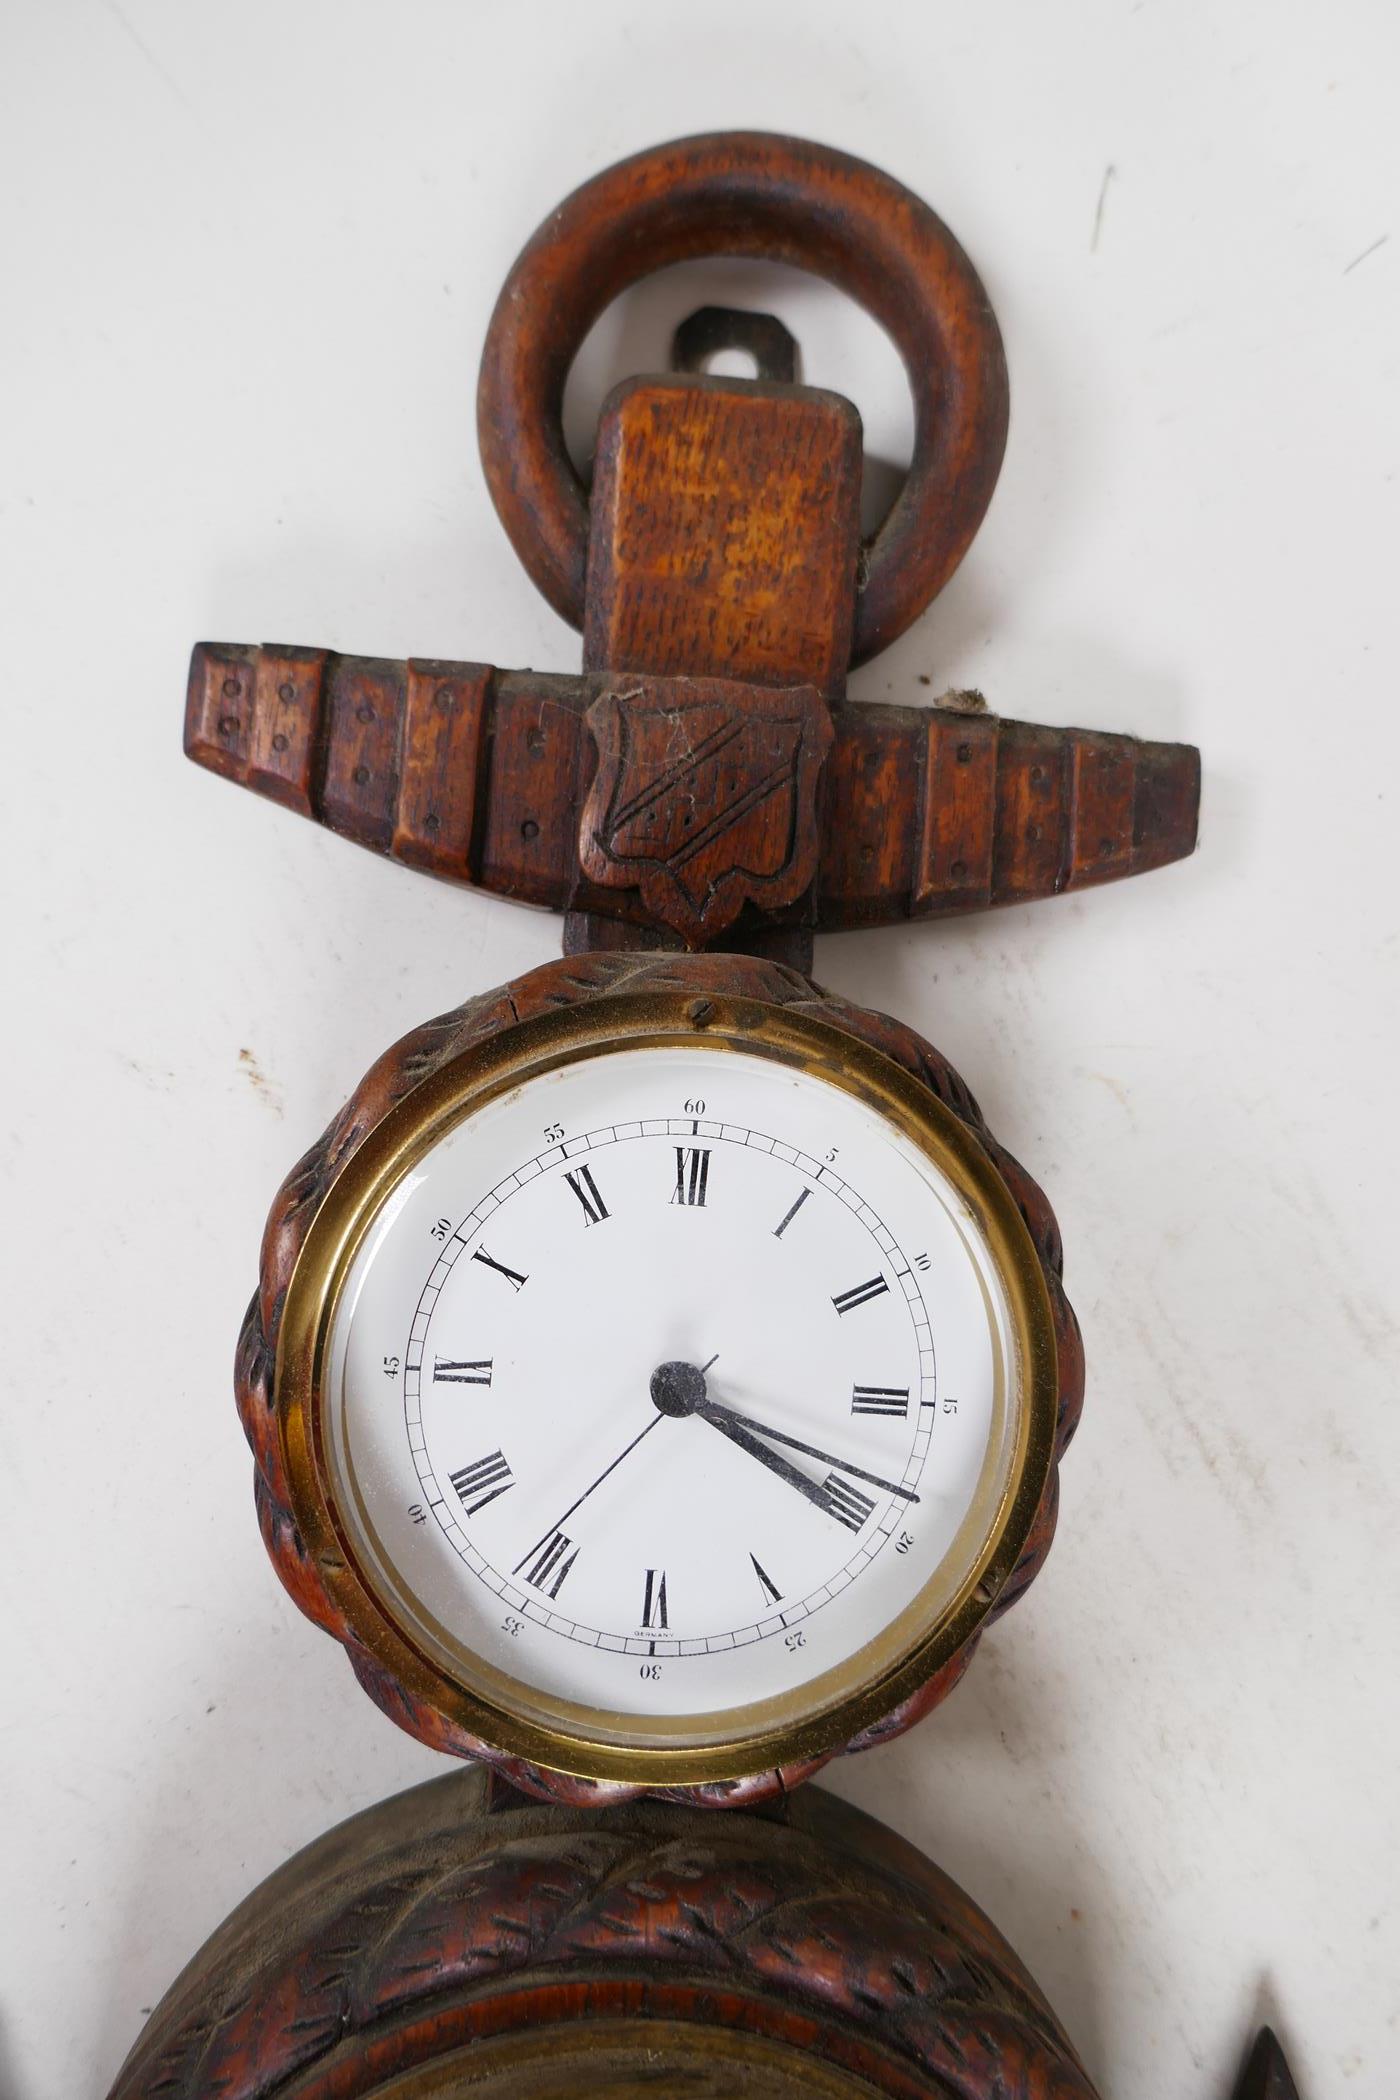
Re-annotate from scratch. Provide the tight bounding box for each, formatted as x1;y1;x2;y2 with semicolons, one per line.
243;951;1082;1804
106;1765;1101;2100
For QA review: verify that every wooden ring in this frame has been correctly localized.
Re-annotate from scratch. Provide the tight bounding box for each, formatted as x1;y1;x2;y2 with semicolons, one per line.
477;131;1009;665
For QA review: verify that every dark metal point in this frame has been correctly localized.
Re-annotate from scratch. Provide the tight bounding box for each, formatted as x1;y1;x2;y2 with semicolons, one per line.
1234;2027;1301;2100
650;1359;709;1418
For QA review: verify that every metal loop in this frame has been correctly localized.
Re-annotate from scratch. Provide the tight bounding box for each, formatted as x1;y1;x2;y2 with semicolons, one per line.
671;305;798;385
477;131;1009;667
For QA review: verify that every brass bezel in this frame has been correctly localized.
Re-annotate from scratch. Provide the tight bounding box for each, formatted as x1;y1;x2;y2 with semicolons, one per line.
276;989;1059;1787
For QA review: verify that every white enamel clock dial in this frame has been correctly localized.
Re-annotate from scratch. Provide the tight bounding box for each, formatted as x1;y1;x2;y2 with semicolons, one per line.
322;1040;1028;1748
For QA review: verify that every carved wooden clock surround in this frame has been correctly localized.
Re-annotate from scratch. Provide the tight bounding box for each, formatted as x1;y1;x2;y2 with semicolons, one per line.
187;133;1200;1809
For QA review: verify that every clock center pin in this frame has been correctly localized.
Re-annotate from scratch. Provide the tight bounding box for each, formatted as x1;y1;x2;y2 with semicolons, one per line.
649;1357;711;1418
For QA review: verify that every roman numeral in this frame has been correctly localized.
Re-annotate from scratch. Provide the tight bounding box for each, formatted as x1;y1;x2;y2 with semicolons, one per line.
772;1187;811;1239
750;1553;783;1607
851;1384;909;1417
641;1568;668;1629
832;1274;889;1316
516;1529;578;1598
434;1357;493;1385
671;1146;710;1207
449;1450;514;1515
471;1247;528;1291
564;1163;610;1226
818;1472;877;1533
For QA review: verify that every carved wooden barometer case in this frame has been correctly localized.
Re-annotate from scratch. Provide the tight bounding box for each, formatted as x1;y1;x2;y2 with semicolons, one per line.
108;1771;1101;2100
108;1772;1297;2100
187;133;1201;1809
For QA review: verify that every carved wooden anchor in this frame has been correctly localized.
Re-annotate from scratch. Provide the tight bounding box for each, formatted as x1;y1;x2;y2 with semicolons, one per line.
184;133;1198;972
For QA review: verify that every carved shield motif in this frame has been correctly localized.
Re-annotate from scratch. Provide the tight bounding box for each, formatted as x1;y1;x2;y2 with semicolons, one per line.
579;679;834;944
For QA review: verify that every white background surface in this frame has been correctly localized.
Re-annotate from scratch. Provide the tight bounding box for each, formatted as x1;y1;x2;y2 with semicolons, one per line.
2;4;1396;2096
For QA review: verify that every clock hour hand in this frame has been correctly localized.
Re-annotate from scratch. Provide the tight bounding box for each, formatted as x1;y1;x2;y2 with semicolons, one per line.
695;1396;920;1505
696;1405;859;1523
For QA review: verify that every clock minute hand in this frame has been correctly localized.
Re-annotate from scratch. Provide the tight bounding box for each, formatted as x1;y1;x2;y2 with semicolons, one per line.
695;1397;920;1505
513;1412;663;1576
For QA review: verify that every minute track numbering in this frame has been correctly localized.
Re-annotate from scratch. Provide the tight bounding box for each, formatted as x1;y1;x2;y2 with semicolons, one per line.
402;1116;937;1661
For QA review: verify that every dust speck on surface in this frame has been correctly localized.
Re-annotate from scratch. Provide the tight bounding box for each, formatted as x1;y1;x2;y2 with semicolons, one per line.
238;1047;284;1116
119;1053;175;1092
